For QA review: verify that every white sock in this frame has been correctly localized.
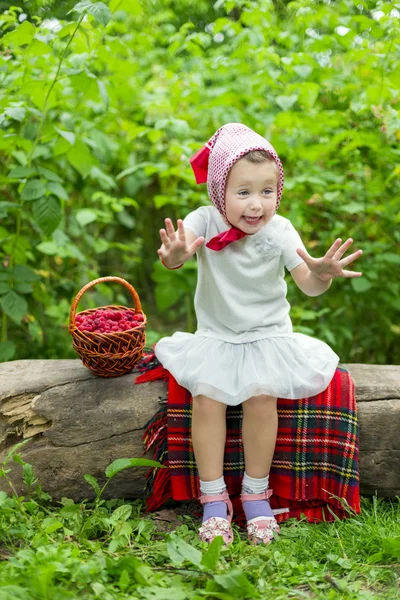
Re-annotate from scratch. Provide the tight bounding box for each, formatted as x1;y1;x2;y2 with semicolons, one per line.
200;476;226;496
242;472;269;494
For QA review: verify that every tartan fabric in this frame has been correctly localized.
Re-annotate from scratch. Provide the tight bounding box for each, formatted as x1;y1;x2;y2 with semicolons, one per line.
137;353;360;524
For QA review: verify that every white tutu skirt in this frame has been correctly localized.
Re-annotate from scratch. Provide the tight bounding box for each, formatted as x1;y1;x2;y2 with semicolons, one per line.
154;332;339;405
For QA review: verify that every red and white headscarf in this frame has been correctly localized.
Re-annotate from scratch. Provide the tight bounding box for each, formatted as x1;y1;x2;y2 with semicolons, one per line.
190;123;284;251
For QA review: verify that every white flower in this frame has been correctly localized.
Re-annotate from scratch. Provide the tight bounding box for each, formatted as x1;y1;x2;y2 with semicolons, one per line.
253;226;282;260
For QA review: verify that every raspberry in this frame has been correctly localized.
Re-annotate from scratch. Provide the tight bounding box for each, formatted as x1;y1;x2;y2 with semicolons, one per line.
76;307;145;334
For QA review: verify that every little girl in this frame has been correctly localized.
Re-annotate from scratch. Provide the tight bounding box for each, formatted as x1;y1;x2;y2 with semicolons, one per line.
155;123;363;546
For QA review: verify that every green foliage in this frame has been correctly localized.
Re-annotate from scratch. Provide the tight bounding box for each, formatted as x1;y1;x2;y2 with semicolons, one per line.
0;446;400;598
0;0;399;364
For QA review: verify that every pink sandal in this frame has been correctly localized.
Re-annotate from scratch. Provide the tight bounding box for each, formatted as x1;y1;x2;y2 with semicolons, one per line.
198;489;234;545
241;489;280;545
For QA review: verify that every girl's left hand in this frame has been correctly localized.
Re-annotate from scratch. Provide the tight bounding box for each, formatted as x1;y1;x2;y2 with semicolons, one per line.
296;238;363;282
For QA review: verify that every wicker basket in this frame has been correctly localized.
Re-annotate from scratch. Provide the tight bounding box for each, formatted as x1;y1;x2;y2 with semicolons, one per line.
69;276;146;378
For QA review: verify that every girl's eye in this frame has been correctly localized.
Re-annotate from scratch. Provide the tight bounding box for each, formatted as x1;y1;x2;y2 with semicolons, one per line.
263;189;273;195
238;191;249;196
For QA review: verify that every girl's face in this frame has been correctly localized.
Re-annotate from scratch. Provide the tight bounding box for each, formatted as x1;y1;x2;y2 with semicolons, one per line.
225;159;278;234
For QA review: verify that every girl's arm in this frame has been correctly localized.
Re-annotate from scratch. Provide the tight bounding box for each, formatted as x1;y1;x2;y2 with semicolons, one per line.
290;237;363;297
158;218;204;269
290;263;333;297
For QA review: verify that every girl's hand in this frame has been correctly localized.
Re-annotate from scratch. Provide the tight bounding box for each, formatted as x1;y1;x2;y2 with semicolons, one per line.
296;238;363;282
158;218;205;268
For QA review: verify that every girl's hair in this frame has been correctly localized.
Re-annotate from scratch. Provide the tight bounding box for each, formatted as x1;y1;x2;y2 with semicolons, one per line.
241;149;275;164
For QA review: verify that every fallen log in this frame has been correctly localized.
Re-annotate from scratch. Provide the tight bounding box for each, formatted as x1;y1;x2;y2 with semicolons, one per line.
0;360;399;500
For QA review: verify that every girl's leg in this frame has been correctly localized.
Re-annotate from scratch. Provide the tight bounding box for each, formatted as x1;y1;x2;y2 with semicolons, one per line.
192;394;227;481
242;394;278;477
192;394;228;522
241;394;278;521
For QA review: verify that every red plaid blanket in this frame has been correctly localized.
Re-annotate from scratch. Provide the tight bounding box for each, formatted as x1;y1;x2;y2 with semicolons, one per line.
136;353;360;524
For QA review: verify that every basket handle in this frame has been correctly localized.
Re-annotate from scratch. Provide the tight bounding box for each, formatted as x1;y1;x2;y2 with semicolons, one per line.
69;276;143;328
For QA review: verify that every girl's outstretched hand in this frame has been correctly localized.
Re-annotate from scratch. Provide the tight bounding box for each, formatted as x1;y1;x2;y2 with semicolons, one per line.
296;238;363;282
158;218;205;268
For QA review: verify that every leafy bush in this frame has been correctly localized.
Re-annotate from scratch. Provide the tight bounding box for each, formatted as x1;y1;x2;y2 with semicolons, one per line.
0;0;399;364
0;442;400;599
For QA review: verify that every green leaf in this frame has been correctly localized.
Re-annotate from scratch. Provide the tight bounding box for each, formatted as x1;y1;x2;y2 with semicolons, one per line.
4;107;26;122
112;504;132;521
105;457;164;479
276;95;298;111
342;202;365;214
201;535;223;570
1;291;28;323
118;570;130;593
3;439;32;464
87;2;112;26
8;167;36;179
47;182;69;201
14;282;33;294
32;196;62;236
0;341;16;362
70;1;112;26
167;532;203;567
378;253;400;265
29;39;51;56
155;284;183;311
37;167;62;182
116;162;152;180
12;265;40;282
0;283;10;294
84;474;100;495
75;208;97;227
298;82;320;108
293;65;313;78
68;0;93;15
98;80;109;106
214;570;257;598
1;21;36;46
12;150;27;166
20;179;47;201
154;195;173;209
351;277;372;293
22;463;37;487
13;453;26;467
382;536;400;558
36;242;59;256
116;209;135;229
54;127;76;146
67;140;96;177
110;0;142;13
45;521;64;534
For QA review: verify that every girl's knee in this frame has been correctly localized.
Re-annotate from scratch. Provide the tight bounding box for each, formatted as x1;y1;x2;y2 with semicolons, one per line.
193;394;227;414
242;394;277;414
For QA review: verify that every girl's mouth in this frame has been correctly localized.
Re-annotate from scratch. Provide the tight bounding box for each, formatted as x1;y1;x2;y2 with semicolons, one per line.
242;216;262;226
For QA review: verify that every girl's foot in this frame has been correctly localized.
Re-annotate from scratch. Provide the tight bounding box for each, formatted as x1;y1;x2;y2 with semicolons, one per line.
241;489;280;545
198;489;234;545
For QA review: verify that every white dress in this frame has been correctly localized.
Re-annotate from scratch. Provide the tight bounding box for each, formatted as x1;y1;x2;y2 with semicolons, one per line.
155;206;339;405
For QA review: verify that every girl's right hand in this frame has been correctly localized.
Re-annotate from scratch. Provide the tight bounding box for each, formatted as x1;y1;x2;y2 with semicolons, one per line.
158;218;205;268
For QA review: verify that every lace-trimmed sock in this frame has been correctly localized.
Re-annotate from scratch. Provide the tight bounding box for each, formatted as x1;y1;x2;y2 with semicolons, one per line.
200;477;228;522
242;473;274;521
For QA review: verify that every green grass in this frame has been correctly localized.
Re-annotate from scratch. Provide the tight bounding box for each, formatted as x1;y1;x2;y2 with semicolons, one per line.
0;449;399;599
